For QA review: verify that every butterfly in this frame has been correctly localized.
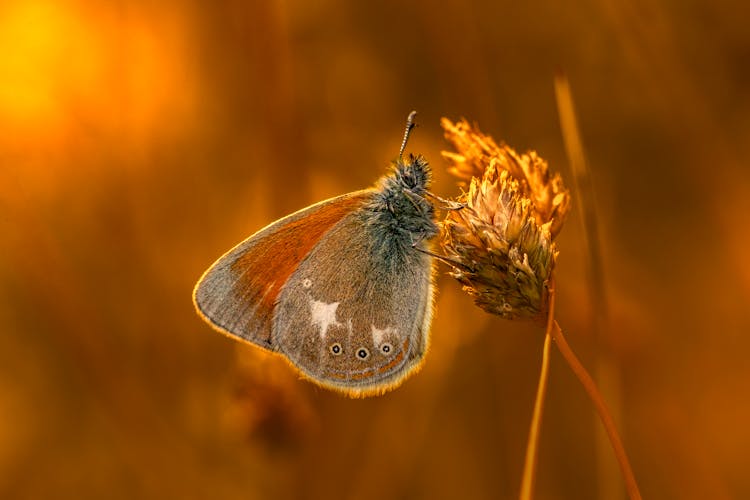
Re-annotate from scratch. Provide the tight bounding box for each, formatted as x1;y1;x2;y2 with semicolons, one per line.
193;112;439;397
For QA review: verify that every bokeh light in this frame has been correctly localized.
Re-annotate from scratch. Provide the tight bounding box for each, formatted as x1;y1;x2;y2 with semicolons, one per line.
1;0;748;499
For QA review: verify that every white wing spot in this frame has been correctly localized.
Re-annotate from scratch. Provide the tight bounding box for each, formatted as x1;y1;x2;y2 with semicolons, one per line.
371;325;397;346
310;299;341;339
302;278;312;288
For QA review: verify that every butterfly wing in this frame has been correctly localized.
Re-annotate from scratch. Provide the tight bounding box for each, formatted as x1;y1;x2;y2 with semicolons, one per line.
272;208;436;397
193;191;373;350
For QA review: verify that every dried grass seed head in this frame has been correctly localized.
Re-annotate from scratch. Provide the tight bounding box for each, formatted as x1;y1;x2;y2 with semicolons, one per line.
439;118;571;320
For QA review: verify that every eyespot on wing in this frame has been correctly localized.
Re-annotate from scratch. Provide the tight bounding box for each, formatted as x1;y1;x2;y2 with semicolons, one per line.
271;205;437;397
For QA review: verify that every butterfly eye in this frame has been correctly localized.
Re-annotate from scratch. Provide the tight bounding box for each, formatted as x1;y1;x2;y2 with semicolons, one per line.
330;343;343;356
380;343;393;355
356;347;370;360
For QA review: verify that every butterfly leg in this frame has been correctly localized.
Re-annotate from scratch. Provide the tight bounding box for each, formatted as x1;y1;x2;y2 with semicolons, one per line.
423;190;466;211
404;188;466;211
409;231;471;269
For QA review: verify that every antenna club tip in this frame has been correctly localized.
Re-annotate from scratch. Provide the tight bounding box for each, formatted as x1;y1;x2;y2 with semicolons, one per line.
399;109;419;159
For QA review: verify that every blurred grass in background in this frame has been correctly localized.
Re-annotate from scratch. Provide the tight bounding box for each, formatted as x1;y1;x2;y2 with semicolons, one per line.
1;0;748;498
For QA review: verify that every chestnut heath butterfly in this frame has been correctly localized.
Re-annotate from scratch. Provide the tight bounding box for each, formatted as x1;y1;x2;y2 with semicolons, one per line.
193;112;438;397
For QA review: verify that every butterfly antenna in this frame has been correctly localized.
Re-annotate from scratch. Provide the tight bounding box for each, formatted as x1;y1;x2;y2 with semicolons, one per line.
399;110;418;160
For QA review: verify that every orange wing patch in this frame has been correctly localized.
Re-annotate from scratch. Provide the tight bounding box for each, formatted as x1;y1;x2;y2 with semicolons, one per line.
230;194;368;313
194;191;372;349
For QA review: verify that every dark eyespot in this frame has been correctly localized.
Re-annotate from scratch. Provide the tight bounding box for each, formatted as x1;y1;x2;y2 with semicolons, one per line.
356;347;370;360
380;343;393;355
330;343;342;355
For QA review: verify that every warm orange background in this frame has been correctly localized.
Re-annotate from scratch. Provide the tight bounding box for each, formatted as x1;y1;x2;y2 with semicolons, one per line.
1;1;748;499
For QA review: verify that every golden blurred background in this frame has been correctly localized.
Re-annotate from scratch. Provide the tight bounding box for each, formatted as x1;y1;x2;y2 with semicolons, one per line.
1;0;748;498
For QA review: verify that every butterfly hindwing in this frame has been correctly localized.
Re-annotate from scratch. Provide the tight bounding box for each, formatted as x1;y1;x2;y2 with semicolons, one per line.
193;191;373;349
273;208;436;396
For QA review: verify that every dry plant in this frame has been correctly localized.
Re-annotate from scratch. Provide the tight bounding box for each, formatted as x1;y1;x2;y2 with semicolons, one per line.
439;118;642;500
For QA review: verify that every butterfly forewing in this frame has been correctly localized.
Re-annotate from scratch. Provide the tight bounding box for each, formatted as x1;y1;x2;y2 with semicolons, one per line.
273;209;435;396
193;191;373;349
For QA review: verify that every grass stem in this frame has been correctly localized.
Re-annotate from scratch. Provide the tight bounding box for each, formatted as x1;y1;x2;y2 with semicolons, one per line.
550;320;643;500
518;281;555;500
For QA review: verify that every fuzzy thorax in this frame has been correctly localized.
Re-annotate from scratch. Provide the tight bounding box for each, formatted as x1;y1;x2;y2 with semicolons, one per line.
365;154;439;247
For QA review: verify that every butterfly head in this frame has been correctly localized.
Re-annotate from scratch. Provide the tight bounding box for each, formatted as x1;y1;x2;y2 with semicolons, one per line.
393;153;432;195
368;154;438;242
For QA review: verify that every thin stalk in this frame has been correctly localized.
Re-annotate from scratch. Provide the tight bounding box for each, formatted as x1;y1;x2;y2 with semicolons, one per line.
554;72;624;500
550;320;643;500
518;281;555;500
